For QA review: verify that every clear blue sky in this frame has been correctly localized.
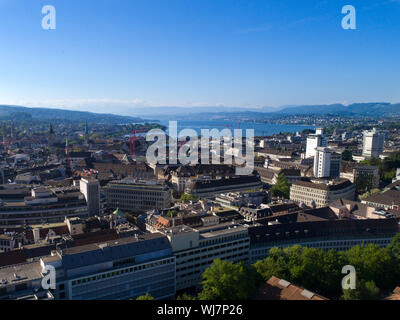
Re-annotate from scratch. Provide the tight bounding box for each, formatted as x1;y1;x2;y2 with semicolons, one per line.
0;0;399;114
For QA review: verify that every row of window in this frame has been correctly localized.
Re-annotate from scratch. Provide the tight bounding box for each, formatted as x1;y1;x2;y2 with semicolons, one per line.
71;258;175;286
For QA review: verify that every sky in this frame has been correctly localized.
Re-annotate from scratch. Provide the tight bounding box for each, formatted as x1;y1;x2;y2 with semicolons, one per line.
0;0;400;115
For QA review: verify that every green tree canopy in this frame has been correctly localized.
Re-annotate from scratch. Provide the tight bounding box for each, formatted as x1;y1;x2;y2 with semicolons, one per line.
166;210;178;218
342;150;353;161
342;279;380;300
136;293;154;300
198;259;261;300
342;244;398;290
270;173;291;199
387;233;400;262
180;193;197;203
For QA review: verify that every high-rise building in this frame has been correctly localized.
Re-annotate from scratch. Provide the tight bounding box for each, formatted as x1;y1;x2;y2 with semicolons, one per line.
314;147;330;178
80;178;100;216
362;128;385;158
313;148;342;178
305;129;327;158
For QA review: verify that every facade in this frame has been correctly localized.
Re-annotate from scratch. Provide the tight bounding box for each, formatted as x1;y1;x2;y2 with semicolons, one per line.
41;234;175;300
290;178;355;208
153;223;250;291
80;178;100;217
362;128;385;158
313;148;342;178
105;180;171;213
187;175;263;199
305;130;327;159
0;186;89;230
313;147;331;178
249;218;399;263
341;163;380;189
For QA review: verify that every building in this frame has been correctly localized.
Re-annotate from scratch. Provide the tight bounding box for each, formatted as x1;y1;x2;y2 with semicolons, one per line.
313;148;342;178
168;164;235;193
0;234;176;300
249;217;399;263
362;128;385;158
214;191;266;208
0;186;90;230
0;261;54;300
105;179;171;213
186;175;263;199
80;178;100;217
154;223;250;291
313;147;331;178
290;178;355;208
340;162;380;189
305;129;327;159
329;199;400;220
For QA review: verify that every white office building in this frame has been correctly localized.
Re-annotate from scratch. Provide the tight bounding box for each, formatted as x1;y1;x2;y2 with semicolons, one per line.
314;147;331;178
362;128;385;158
305;129;327;159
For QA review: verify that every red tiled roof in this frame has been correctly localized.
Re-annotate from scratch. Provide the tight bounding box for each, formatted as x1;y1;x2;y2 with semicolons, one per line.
256;276;328;300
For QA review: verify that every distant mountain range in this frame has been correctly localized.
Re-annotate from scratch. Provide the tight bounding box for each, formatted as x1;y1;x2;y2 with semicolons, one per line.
1;102;399;123
275;102;400;116
137;102;400;120
0;105;145;123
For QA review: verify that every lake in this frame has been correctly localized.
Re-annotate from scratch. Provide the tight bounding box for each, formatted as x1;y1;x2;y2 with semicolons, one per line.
156;119;315;137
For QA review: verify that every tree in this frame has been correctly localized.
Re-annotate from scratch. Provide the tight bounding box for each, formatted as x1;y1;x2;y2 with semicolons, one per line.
270;173;291;199
198;259;260;300
177;293;197;300
355;172;374;194
342;279;380;300
359;188;380;200
344;244;398;290
136;293;154;300
387;233;400;262
254;247;290;282
342;150;353;161
166;210;178;218
180;193;197;203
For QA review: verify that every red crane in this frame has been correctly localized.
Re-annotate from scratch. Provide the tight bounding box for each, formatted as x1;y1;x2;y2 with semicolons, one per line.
129;129;147;159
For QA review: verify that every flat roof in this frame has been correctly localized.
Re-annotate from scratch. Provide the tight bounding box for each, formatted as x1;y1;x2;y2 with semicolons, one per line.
0;261;42;286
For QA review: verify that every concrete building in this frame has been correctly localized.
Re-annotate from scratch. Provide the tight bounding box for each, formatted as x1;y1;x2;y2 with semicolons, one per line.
305;129;327;159
0;186;90;230
186;175;263;199
362;128;385;158
313;148;342;178
340;162;380;189
41;234;176;300
290;178;355;208
105;179;171;213
151;222;250;291
80;178;100;217
0;234;176;300
249;217;399;263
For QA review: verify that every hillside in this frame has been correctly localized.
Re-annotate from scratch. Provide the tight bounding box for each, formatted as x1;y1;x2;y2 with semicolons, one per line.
0;105;145;123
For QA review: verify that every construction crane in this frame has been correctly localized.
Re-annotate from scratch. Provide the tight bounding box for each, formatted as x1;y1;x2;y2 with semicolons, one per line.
65;137;72;166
